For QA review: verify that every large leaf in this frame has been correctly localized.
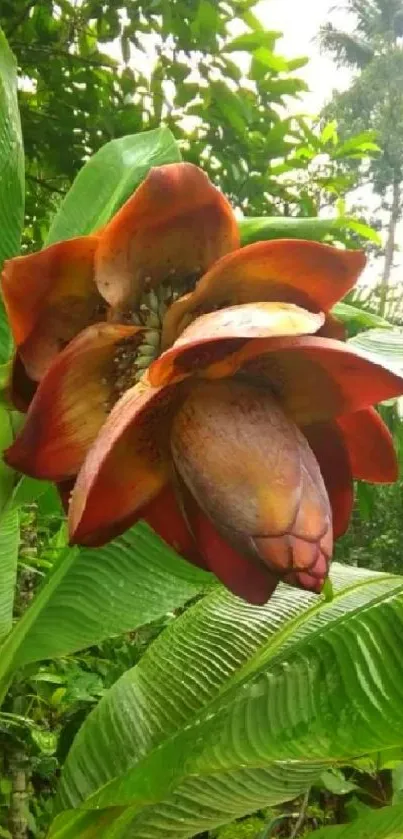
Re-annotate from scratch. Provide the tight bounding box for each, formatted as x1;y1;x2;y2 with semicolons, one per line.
49;564;403;839
0;507;19;641
0;403;18;513
333;302;391;332
0;27;24;363
0;405;20;640
0;523;211;690
238;215;377;246
304;803;403;838
45;127;181;244
349;328;403;371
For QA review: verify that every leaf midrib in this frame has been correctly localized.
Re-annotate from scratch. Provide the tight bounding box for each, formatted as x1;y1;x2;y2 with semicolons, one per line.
222;572;402;692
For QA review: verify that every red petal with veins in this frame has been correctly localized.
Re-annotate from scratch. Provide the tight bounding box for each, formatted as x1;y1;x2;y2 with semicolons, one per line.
337;407;398;483
140;484;207;569
302;420;353;539
5;324;141;481
190;506;278;604
151;334;403;425
95;162;239;310
2;236;103;381
69;379;178;545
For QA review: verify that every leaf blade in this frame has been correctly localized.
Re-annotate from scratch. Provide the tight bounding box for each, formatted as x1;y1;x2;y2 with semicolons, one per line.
45;127;181;244
304;802;403;838
0;506;19;641
0;523;211;683
0;27;25;363
50;565;403;838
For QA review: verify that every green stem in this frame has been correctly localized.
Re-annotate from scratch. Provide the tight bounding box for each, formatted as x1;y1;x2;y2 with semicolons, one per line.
7;748;29;839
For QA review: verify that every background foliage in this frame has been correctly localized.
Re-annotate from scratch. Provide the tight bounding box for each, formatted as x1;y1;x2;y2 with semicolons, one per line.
0;2;403;838
0;0;378;250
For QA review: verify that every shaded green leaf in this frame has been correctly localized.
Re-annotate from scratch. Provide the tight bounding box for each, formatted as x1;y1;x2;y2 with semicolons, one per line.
0;28;24;269
320;769;358;796
304;803;403;837
46;127;181;245
0;523;211;683
239;215;350;245
0;507;19;642
0;28;25;364
333;302;391;331
349;329;403;371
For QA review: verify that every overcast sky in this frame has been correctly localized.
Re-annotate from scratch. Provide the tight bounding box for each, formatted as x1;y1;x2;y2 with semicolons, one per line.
256;0;352;110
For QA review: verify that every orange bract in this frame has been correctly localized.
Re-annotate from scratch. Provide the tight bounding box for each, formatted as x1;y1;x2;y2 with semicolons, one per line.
5;324;142;481
161;239;365;346
69;380;176;545
337;407;398;483
2;236;102;381
95;162;240;310
2;161;401;605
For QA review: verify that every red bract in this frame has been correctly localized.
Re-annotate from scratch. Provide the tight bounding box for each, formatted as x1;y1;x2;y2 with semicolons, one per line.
3;162;401;604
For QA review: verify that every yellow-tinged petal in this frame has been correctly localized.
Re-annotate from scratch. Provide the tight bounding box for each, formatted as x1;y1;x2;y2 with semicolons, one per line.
95;162;239;310
161;239;365;346
2;236;103;380
5;324;142;481
149;301;324;387
69;380;179;545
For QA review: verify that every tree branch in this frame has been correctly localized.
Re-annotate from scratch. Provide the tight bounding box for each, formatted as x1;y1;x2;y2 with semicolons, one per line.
4;0;36;39
11;41;117;69
26;174;67;196
290;789;311;839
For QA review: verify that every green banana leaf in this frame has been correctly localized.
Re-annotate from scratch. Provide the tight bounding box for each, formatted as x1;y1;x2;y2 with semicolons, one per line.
349;328;403;371
46;126;181;244
0;27;24;364
239;215;379;246
46;564;403;838
0;523;211;698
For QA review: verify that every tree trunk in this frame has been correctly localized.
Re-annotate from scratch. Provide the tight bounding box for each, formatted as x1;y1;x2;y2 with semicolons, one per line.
379;175;401;316
8;749;29;839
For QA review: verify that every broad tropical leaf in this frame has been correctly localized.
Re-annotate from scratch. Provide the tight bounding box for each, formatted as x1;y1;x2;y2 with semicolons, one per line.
349;329;403;371
0;403;17;513
49;564;403;839
0;27;24;363
0;507;19;641
0;28;24;268
0;523;211;689
334;302;391;332
46;127;182;244
0;404;20;640
239;215;378;246
304;802;403;838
